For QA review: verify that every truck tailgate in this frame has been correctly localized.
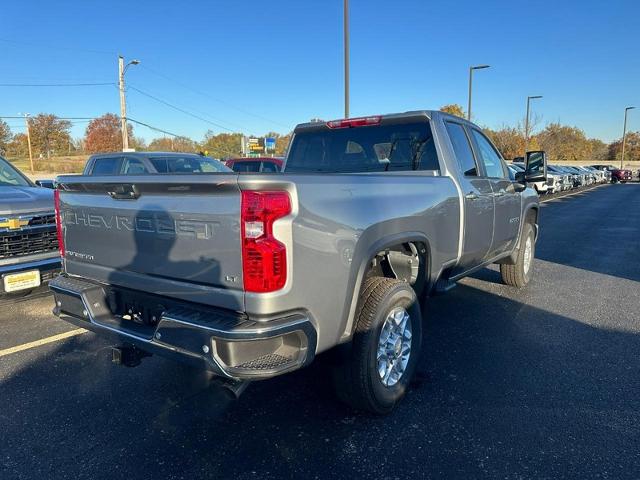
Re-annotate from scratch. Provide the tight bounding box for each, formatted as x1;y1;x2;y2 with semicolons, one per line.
56;174;244;310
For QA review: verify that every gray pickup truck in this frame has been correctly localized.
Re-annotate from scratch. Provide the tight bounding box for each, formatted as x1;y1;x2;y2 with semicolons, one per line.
50;111;544;413
0;156;60;295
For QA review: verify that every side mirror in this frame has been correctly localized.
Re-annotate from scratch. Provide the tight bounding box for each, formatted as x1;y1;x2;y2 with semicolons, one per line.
524;150;547;182
35;179;55;189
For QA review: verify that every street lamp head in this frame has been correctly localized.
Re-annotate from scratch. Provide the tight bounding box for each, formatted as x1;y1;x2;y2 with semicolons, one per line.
625;106;636;111
471;64;490;70
528;95;543;100
130;59;140;65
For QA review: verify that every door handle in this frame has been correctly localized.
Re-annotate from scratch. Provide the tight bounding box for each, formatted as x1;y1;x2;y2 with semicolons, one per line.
465;192;479;201
493;189;506;197
107;184;140;200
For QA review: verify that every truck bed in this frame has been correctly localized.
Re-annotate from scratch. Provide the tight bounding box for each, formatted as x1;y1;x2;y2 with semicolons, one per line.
56;171;460;351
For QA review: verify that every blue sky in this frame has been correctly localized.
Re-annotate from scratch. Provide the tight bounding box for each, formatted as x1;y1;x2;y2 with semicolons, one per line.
1;0;638;143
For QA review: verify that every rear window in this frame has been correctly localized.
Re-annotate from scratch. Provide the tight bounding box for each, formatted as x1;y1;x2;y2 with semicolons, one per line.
230;161;262;172
149;156;230;173
261;161;280;172
285;121;439;173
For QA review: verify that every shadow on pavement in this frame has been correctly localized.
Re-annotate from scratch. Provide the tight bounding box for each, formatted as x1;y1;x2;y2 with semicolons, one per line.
1;282;639;479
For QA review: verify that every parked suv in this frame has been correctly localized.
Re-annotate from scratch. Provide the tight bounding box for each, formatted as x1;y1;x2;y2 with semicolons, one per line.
0;156;60;295
225;157;284;173
84;152;231;175
591;164;632;183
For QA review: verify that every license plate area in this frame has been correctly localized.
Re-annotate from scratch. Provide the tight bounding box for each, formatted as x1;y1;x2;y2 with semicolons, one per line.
3;270;41;292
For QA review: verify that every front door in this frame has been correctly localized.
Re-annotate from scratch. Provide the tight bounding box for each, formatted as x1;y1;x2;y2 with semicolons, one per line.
468;128;521;257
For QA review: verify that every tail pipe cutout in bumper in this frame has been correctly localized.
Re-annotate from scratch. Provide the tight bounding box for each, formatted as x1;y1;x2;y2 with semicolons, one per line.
50;275;317;380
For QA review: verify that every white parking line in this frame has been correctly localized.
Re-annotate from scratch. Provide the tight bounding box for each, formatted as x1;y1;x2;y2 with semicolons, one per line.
540;184;605;203
0;328;87;358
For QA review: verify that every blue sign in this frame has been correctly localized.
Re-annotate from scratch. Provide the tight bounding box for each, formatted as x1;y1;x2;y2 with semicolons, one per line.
265;137;276;150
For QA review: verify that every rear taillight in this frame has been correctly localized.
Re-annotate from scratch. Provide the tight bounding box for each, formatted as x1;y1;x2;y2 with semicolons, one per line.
241;191;291;293
326;115;381;129
54;189;65;257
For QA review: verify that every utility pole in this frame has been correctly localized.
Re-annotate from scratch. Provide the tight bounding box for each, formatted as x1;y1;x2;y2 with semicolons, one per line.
524;95;543;152
22;114;34;173
118;55;140;151
467;65;490;121
621;106;635;169
343;0;350;118
118;56;128;151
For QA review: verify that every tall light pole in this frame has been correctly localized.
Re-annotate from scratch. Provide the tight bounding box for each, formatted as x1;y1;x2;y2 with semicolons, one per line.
118;55;140;151
621;106;635;169
467;64;490;120
343;0;350;118
19;113;34;173
524;95;543;151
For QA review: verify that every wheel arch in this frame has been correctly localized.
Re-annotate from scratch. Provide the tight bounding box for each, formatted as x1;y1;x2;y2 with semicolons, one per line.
338;231;432;342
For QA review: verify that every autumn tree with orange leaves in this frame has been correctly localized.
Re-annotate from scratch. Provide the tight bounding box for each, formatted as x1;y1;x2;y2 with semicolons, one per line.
84;113;133;153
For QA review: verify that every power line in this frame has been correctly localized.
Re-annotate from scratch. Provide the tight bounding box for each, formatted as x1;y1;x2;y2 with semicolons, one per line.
0;116;98;119
0;82;114;87
127;85;236;133
140;64;291;129
126;117;241;158
0;37;117;56
126;83;247;132
126;117;183;138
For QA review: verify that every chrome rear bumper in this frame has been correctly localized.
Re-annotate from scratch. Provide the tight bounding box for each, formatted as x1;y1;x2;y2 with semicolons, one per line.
50;275;317;379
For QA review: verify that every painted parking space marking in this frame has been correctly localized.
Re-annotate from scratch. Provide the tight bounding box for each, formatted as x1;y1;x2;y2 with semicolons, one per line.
0;328;86;358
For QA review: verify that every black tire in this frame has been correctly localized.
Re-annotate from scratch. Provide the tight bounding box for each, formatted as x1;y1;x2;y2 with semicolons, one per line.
333;277;423;414
500;222;535;288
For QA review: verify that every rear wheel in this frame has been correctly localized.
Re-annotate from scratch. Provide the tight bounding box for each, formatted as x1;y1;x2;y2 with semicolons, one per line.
500;222;535;288
333;278;422;414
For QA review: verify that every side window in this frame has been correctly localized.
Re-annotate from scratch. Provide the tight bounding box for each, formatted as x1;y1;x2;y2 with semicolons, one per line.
470;130;506;178
150;158;168;173
120;158;149;175
445;122;478;176
91;157;121;175
261;162;279;173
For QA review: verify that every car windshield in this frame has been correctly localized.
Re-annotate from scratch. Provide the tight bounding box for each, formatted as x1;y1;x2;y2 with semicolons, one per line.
0;157;31;186
149;156;231;173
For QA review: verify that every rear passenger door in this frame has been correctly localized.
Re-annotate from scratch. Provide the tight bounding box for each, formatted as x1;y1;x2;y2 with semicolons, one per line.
445;121;494;274
469;128;521;257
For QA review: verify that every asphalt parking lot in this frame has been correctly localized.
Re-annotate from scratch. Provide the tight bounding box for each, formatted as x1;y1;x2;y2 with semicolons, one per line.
1;183;639;480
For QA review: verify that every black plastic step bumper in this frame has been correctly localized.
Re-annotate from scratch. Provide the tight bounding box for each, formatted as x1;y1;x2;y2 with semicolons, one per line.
50;275;317;379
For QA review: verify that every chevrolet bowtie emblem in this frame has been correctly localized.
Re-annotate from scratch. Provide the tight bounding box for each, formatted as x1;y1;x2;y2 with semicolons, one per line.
0;218;29;230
